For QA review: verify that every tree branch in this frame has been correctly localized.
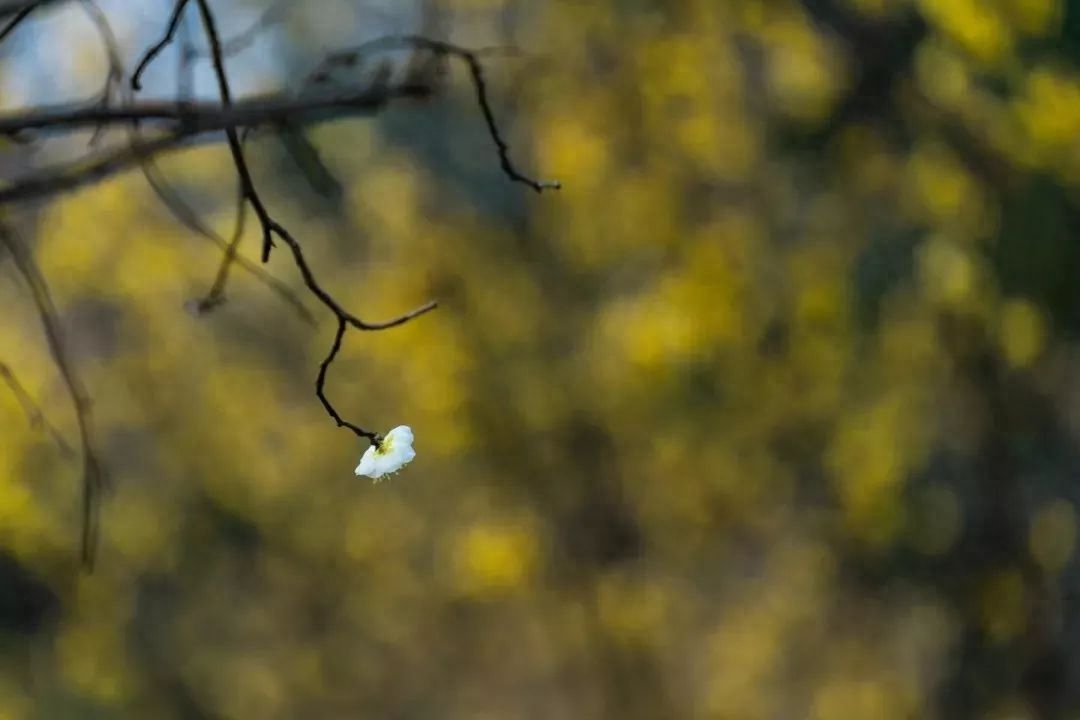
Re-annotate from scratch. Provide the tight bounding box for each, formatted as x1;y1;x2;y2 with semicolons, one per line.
412;36;560;192
273;220;437;442
0;224;104;569
76;0;122;147
0;0;65;20
0;0;34;44
0;360;76;456
133;9;445;441
2;36;560;195
187;0;287;60
133;0;278;262
1;11;560;558
315;318;375;442
68;0;313;322
0;83;427;207
305;35;560;192
130;0;188;92
0;86;427;137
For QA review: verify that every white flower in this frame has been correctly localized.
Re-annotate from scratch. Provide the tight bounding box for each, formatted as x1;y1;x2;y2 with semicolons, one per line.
354;425;416;481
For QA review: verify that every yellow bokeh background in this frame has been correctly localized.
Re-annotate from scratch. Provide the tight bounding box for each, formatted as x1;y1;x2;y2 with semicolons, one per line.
2;0;1080;717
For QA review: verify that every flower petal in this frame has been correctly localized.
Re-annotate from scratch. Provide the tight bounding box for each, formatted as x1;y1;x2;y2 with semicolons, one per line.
384;425;414;449
354;446;381;478
356;426;416;481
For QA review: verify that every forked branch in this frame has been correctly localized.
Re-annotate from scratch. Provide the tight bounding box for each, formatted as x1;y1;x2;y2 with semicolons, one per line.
0;225;104;569
0;0;561;568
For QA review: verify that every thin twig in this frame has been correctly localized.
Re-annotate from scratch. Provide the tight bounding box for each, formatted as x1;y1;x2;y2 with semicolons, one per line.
133;0;300;263
272;221;436;440
306;35;559;192
188;0;287;59
82;3;309;323
0;0;33;45
77;0;124;148
315;317;375;441
4;36;559;193
3;16;557;454
189;0;275;263
0;89;425;136
0;360;76;456
271;221;437;331
0;224;104;569
141;158;316;322
178;35;195;103
128;11;310;320
0;0;64;20
8;3;311;323
194;175;247;311
0;124;192;205
130;0;189;91
404;36;559;192
0;81;432;207
135;6;440;437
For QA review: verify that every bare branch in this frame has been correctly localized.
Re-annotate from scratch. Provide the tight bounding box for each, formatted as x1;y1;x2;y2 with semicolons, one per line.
0;360;76;456
64;0;311;322
132;0;278;261
0;127;194;206
411;36;560;192
0;0;34;45
0;81;429;207
1;7;559;536
3;36;560;194
76;0;124;147
192;175;246;312
133;6;442;440
316;318;376;442
158;20;317;320
307;35;559;192
188;0;287;60
189;0;277;262
0;88;426;137
271;220;437;332
130;0;189;92
274;220;437;442
0;0;64;20
138;157;316;323
0;224;104;569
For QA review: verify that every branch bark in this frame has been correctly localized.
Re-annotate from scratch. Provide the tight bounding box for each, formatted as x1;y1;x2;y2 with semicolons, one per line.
0;3;561;567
